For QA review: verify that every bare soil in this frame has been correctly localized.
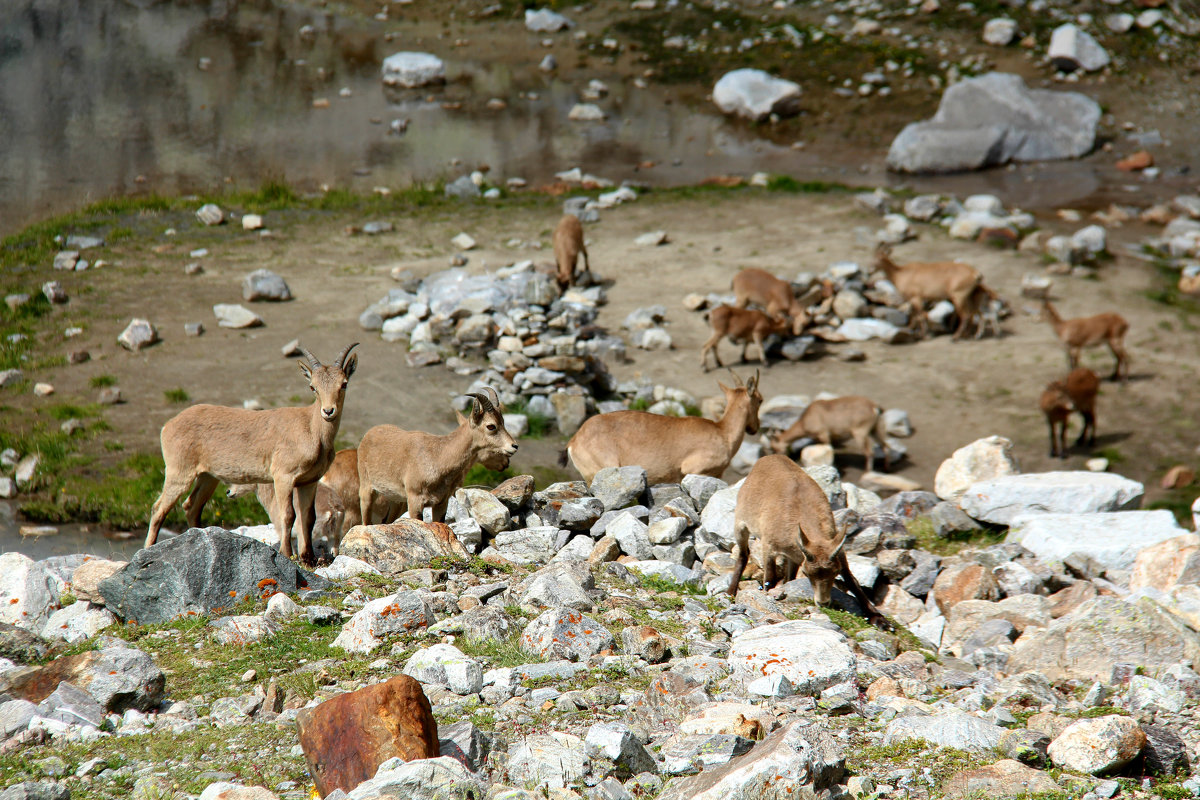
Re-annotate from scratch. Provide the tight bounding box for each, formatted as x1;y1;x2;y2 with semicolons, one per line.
14;188;1199;531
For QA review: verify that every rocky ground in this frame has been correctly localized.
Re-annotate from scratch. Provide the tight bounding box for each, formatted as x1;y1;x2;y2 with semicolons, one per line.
3;453;1200;799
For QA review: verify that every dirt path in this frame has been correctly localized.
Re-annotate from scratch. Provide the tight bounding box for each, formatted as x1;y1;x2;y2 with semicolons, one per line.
15;187;1198;530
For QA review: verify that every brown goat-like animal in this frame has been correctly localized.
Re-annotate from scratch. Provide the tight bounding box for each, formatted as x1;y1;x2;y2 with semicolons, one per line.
732;268;808;335
225;480;346;558
873;243;981;340
700;305;791;370
146;343;358;564
552;214;589;291
1040;300;1130;382
1040;367;1100;459
730;454;887;625
769;396;891;473
357;388;518;525
564;371;762;485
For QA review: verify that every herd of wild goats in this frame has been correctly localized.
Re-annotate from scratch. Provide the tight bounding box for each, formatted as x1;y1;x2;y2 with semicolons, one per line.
143;214;1131;616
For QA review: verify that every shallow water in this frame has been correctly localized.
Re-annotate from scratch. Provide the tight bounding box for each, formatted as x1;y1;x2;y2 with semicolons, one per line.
0;0;1173;237
0;502;144;560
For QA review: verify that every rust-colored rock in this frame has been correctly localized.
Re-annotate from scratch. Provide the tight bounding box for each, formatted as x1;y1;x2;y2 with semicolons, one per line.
1048;580;1097;618
932;562;1000;616
70;558;126;604
491;474;535;509
340;520;468;576
977;227;1019;248
1140;204;1175;225
621;625;667;664
587;535;621;565
1130;534;1200;591
866;676;903;701
1181;273;1200;296
1161;466;1196;490
1116;150;1153;171
295;675;438;797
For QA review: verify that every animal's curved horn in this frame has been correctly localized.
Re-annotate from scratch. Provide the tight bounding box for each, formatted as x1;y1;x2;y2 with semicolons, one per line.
484;386;500;409
750;369;760;391
334;342;360;369
297;345;321;370
465;392;493;415
726;369;744;387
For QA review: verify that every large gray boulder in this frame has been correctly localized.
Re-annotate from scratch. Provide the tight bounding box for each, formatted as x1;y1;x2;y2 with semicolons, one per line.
887;72;1100;173
960;471;1143;524
657;721;844;800
98;527;327;625
345;756;484;799
1007;596;1200;682
728;620;856;695
0;554;59;633
883;710;1007;752
712;69;802;122
1006;510;1186;574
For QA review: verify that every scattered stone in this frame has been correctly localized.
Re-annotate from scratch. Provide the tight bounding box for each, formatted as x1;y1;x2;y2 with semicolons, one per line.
213;304;263;329
934;435;1019;500
242;270;292;302
381;52;446;88
525;8;574;32
117;318;160;351
196;204;224;226
982;18;1018;45
712;69;802;122
1048;24;1111;73
1048;715;1145;774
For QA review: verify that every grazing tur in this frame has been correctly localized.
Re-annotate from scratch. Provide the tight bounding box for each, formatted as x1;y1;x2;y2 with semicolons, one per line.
769;396;891;473
700;305;791;370
563;371;762;485
1040;300;1130;382
873;243;981;340
552;214;589;292
145;343;359;565
732;268;808;335
357;388;518;525
1040;367;1100;458
729;454;887;625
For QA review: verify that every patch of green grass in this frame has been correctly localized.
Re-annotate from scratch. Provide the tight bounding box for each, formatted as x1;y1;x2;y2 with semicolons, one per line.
163;388;190;404
638;573;705;596
462;462;516;487
456;634;544;668
845;739;996;788
508;400;554;439
45;402;101;421
906;516;1006;557
20;452;268;530
1093;446;1124;464
606;6;930;87
1156;784;1193;799
89;374;117;388
628;397;651;411
1143;261;1200;314
767;175;847;194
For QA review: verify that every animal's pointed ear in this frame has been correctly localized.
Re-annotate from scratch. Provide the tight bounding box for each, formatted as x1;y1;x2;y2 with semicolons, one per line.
830;522;849;557
454;408;468;426
716;381;731;393
343;353;358;380
298;360;313;380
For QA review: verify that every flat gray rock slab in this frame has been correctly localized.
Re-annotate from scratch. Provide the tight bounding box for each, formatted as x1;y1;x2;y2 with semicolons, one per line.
960;471;1143;525
1006;509;1185;573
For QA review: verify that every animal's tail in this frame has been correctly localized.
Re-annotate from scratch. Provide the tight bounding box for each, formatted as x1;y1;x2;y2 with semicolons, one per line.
557;448;570;468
